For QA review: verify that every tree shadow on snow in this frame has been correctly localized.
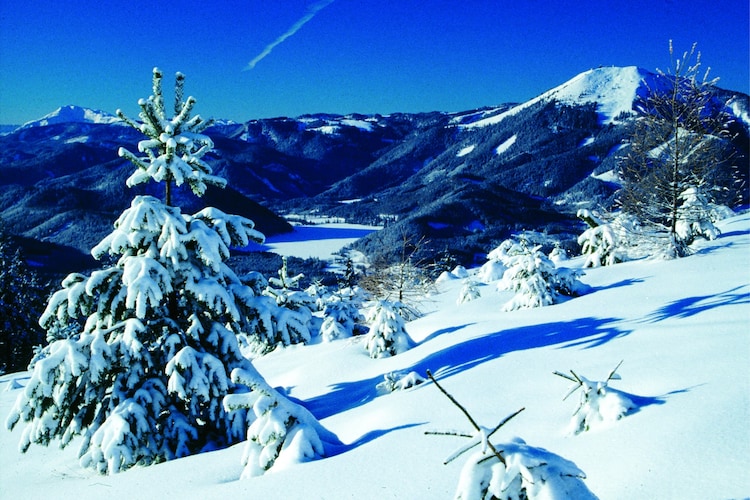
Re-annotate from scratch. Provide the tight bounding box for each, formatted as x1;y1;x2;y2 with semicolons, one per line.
611;384;699;418
644;285;750;322
409;316;630;381
324;423;427;458
305;316;630;421
420;323;476;343
590;277;645;293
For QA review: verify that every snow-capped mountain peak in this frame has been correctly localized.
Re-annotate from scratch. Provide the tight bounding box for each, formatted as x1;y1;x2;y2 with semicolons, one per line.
19;105;122;130
464;66;654;128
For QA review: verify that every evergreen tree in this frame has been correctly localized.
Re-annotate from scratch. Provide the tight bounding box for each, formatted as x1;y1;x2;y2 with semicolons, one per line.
6;68;331;475
0;229;47;374
320;290;365;342
494;239;586;311
363;300;414;358
617;41;740;257
577;209;622;267
457;279;481;305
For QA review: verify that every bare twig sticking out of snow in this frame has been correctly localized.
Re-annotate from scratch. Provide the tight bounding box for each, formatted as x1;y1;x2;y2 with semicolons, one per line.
425;369;525;466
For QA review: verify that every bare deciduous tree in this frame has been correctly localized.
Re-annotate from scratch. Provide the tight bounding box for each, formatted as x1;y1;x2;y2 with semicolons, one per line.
617;41;741;257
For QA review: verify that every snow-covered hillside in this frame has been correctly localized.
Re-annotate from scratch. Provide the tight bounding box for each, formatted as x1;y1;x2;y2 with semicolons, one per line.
2;213;748;498
464;66;649;128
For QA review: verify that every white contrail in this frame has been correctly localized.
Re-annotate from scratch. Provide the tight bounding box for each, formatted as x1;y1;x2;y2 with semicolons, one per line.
245;0;335;70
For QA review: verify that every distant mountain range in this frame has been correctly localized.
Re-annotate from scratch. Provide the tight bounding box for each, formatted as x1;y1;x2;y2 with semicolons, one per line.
1;66;747;273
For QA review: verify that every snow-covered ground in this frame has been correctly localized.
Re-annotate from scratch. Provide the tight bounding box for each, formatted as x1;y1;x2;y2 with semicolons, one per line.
2;214;749;499
249;222;379;261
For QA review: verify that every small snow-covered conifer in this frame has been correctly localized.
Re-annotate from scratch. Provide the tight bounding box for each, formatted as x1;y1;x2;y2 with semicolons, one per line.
320;292;364;342
675;187;724;244
578;209;622;267
496;239;585;311
555;362;636;435
457;279;481;305
363;300;414;358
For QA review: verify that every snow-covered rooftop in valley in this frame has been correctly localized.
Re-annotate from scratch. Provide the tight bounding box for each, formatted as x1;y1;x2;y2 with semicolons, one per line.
463;66;647;129
2;214;749;498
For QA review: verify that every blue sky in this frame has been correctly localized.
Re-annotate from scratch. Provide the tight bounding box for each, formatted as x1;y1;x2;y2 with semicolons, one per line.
1;0;748;125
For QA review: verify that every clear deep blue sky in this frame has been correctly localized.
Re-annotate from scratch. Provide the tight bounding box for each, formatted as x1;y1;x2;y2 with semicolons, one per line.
1;0;748;125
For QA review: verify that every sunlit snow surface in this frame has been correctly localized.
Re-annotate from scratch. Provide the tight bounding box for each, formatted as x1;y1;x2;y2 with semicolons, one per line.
2;214;749;499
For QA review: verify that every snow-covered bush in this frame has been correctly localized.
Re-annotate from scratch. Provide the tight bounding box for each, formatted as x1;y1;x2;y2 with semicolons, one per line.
577;208;622;267
363;300;414;358
495;239;586;311
320;291;365;342
457;279;481;305
224;367;340;478
555;361;635;435
476;259;506;284
376;370;425;393
454;438;598;500
4;69;322;475
675;187;725;244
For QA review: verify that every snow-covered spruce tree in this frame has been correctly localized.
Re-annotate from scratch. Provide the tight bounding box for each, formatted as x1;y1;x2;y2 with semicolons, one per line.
577;209;622;267
320;290;365;342
617;41;740;258
363;300;414;358
456;278;481;305
224;367;340;478
495;239;586;311
675;186;728;244
5;68;333;475
238;256;314;355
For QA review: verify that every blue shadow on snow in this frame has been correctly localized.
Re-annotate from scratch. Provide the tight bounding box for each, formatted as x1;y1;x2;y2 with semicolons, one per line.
644;285;750;322
305;316;630;420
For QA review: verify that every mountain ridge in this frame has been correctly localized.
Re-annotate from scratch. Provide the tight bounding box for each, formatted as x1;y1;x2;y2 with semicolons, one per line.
1;66;747;272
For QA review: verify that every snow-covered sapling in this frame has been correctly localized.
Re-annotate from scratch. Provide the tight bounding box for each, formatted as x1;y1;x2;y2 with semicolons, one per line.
495;239;586;311
675;187;723;245
376;370;425;393
363;300;415;358
554;360;635;435
320;292;365;342
425;371;597;500
577;209;622;267
223;367;341;478
239;257;314;355
457;279;481;305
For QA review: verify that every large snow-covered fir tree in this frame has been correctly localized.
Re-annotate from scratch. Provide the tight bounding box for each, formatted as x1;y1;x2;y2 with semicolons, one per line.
5;68;332;475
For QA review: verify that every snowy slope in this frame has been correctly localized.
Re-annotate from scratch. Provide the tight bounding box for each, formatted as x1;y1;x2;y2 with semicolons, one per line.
465;66;648;128
1;214;749;499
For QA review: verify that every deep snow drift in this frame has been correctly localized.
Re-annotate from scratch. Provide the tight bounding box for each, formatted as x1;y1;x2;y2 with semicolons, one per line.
1;214;749;499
